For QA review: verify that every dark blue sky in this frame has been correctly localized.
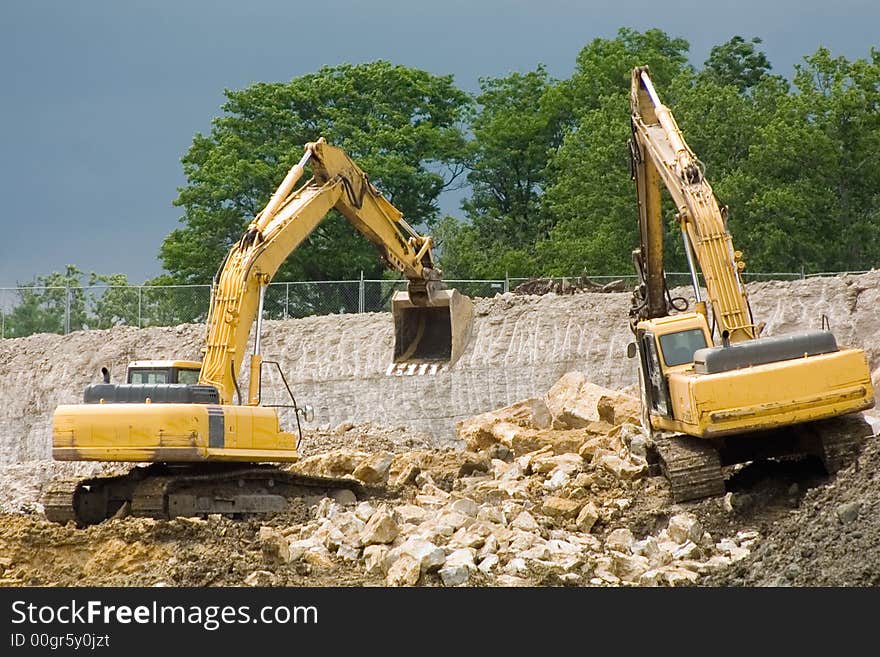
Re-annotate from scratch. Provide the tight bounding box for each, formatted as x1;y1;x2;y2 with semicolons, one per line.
1;0;877;285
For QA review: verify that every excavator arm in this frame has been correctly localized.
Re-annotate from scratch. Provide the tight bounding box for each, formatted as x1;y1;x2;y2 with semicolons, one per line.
629;66;757;343
199;138;470;404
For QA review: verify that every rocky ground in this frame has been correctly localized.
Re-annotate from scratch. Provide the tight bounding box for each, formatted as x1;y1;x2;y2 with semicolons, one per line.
711;427;880;587
2;373;876;587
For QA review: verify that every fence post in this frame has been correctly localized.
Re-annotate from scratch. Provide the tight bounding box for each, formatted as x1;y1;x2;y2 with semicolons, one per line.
137;286;143;328
64;285;71;335
504;271;509;294
285;283;289;319
358;271;365;313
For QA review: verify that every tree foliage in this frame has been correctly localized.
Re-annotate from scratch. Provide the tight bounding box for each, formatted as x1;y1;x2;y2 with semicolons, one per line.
536;29;694;276
2;266;133;336
3;266;88;337
444;31;880;279
727;47;880;271
1;268;208;338
155;38;880;285
437;66;568;277
161;61;471;284
702;36;772;92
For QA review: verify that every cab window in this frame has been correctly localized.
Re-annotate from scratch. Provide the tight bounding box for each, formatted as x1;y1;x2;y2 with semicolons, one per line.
659;328;708;367
128;369;168;384
177;369;201;385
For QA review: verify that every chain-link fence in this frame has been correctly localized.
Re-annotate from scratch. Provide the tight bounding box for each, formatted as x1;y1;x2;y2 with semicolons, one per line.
0;284;213;338
506;271;811;290
0;278;506;338
0;271;866;339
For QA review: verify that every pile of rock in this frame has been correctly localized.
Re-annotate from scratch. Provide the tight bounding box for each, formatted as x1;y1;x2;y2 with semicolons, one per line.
592;515;757;586
252;372;757;587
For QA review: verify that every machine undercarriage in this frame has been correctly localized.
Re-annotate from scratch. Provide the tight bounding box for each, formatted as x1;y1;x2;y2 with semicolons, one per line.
647;415;872;502
43;463;381;527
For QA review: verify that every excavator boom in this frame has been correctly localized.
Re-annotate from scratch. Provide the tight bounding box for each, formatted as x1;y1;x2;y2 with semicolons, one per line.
630;67;756;342
201;138;472;404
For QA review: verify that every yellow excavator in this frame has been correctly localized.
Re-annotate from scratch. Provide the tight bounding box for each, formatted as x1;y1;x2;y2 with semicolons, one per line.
627;67;875;501
45;138;473;525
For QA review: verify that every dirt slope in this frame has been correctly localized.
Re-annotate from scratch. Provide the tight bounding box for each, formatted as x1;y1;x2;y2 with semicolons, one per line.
710;434;880;586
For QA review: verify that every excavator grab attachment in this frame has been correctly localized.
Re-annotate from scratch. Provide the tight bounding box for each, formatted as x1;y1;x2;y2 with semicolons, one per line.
392;288;473;366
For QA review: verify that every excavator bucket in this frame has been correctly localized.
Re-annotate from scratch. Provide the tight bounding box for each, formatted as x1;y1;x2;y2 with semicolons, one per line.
392;289;474;367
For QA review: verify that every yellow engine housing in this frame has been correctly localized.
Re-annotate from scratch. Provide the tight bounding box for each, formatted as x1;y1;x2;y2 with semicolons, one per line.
52;403;300;463
655;348;874;437
637;313;875;439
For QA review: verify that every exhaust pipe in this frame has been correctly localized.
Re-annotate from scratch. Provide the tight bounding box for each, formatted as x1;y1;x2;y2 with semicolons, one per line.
391;288;474;367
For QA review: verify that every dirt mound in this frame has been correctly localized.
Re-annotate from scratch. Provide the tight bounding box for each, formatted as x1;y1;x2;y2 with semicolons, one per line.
0;504;377;587
710;426;880;587
298;423;440;457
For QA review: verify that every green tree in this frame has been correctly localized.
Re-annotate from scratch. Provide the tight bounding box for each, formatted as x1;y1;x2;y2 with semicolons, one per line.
702;36;772;92
4;265;88;337
440;30;694;279
725;47;880;271
441;67;566;278
553;27;691;119
162;61;471;284
537;29;694;276
538;95;638;275
140;274;210;326
465;67;559;235
89;273;140;328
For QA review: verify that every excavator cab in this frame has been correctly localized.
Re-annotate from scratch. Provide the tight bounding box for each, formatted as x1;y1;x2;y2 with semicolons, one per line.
126;360;202;385
632;312;712;419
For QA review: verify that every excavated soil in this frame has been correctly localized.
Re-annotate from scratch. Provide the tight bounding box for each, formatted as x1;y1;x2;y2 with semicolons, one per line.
1;435;869;588
1;272;879;587
710;435;880;587
0;506;382;587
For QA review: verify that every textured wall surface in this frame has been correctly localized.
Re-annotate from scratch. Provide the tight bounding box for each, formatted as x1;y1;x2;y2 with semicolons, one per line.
2;272;878;464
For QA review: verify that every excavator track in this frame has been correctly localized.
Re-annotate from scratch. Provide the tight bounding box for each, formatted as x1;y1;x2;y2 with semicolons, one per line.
654;435;726;503
129;474;171;519
42;464;384;527
42;478;81;525
811;417;870;474
819;433;863;473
